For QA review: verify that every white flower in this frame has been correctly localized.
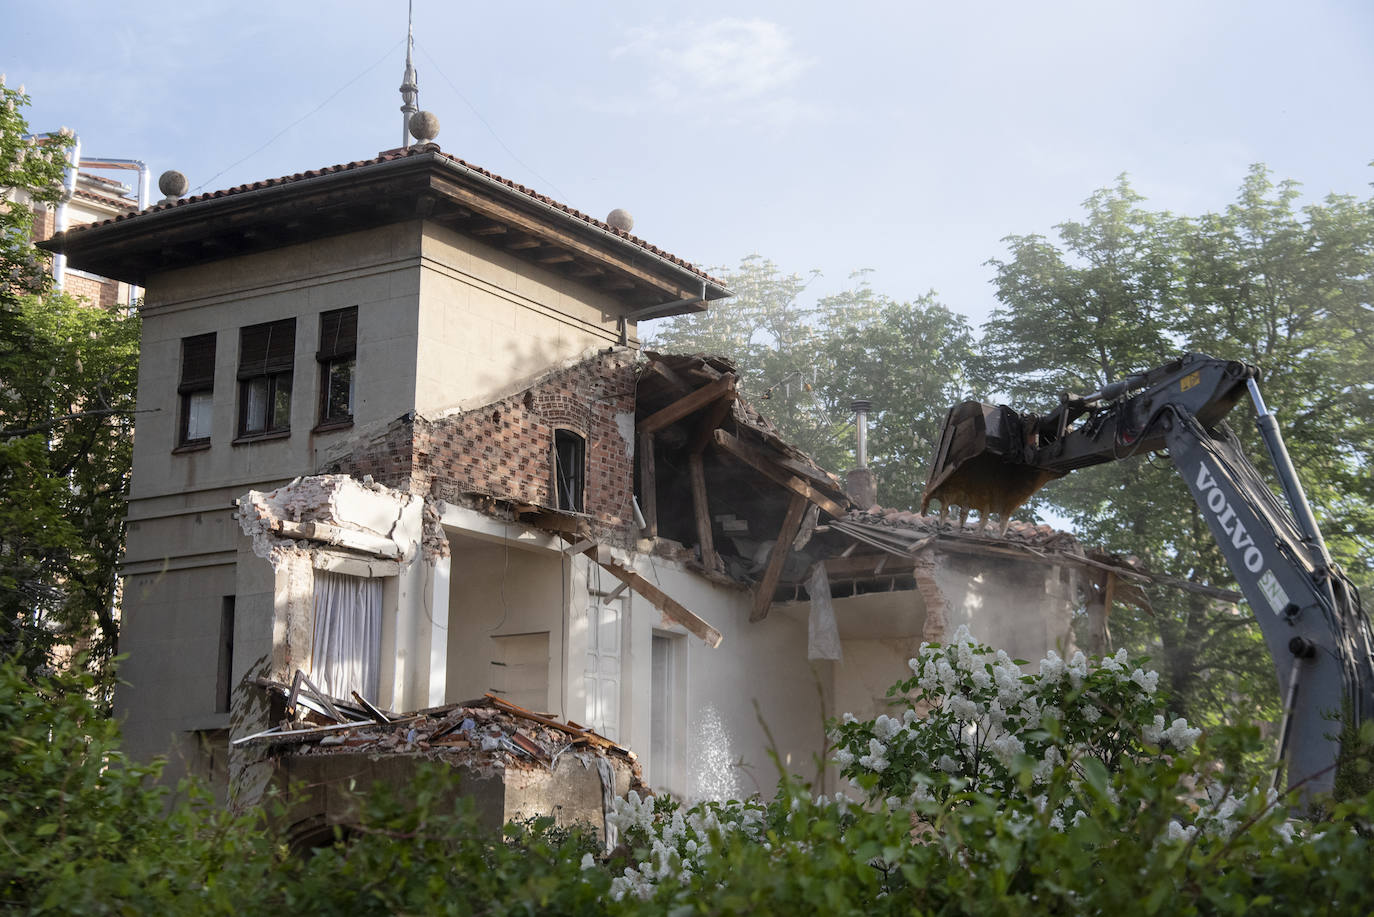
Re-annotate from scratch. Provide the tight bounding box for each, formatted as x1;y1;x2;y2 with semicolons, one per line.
1081;704;1102;724
937;754;961;774
873;714;902;741
1039;650;1065;681
1130;668;1159;695
1164;820;1197;843
833;747;855;768
580;852;596;870
1143;714;1165;745
1162;717;1201;749
990;732;1025;767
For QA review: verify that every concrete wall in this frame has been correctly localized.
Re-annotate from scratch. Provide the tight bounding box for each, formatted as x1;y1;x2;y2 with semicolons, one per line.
621;558;827;801
445;532;568;715
931;552;1080;663
415;224;637;415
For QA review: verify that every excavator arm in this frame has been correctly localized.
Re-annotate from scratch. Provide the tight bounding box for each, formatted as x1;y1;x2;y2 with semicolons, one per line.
924;353;1374;799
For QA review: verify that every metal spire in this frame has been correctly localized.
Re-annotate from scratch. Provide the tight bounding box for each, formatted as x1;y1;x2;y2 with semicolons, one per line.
399;0;419;148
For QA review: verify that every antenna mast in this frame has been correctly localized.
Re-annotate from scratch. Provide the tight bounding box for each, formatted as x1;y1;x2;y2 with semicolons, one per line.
399;0;419;148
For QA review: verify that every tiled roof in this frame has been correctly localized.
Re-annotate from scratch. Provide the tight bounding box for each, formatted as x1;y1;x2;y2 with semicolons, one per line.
72;187;137;210
60;145;723;286
845;505;1082;552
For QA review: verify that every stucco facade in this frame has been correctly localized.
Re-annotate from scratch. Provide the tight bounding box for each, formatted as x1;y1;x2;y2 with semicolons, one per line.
47;142;1089;810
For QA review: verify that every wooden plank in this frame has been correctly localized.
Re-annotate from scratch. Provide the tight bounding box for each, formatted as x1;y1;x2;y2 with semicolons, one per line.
506;238;542;250
824;553;916;578
751;493;809;621
638;431;658;537
688;453;720;572
639;374;737;434
712;429;849;519
646;358;694;397
585;551;723;647
540;252;575;264
688;393;737;454
351;691;393;725
472;224;507;236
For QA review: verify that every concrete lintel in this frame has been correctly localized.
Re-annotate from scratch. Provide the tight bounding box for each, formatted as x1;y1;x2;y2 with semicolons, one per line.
434;502;563;552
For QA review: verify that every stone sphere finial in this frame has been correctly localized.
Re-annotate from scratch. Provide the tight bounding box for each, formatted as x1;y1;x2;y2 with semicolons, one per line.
606;208;634;232
409;111;440;144
158;170;189;203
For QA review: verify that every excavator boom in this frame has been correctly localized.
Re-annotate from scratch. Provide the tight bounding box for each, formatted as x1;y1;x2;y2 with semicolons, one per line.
923;353;1374;800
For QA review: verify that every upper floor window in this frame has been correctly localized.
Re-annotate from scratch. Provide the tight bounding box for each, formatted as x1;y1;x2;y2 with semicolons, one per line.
237;318;295;437
178;332;215;447
554;429;586;513
317;307;356;428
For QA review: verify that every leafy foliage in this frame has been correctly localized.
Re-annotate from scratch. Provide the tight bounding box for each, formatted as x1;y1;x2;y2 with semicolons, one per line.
0;83;140;682
978;167;1374;734
647;257;975;506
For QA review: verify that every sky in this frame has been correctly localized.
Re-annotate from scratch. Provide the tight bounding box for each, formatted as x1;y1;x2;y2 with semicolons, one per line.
4;0;1373;327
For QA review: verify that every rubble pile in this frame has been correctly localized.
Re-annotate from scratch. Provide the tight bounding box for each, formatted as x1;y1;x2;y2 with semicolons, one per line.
235;677;646;791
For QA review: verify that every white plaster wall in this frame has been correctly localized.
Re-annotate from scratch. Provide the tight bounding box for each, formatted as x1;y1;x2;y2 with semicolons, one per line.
931;553;1078;662
622;559;827;802
116;564;237;775
444;533;569;715
415;224;639;415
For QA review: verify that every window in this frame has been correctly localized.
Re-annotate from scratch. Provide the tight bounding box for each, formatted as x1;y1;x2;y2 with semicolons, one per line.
554;429;586;512
311;571;382;703
215;597;235;714
237;318;295;437
317;306;356;427
178;333;216;446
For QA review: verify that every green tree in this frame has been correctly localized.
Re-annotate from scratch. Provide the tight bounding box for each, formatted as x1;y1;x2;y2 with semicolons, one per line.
0;82;140;680
647;258;975;507
979;168;1374;736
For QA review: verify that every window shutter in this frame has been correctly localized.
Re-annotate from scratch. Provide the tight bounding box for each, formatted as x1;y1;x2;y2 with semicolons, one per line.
179;333;216;393
238;319;295;379
318;307;357;361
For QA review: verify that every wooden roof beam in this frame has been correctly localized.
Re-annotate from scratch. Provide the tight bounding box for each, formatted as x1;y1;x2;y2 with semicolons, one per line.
639;374;737;434
585;545;722;647
751;493;809;622
712;429;849;520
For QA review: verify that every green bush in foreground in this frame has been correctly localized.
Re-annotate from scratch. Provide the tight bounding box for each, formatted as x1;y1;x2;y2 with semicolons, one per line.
3;635;1373;915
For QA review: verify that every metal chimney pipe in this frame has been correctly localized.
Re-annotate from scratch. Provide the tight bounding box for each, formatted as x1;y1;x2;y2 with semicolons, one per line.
851;399;871;468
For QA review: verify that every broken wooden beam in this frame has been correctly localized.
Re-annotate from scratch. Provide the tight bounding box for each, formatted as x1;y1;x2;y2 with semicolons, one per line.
712;429;849;519
639;374;737;434
638;431;658;537
688;393;737;454
751;493;809;622
584;547;723;647
688;452;720;573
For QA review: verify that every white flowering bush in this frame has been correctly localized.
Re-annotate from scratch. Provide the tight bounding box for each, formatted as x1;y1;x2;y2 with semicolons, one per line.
584;628;1374;913
604;792;769;900
830;625;1199;815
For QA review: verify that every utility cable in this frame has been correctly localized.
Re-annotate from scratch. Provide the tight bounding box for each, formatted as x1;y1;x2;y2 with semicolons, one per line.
193;38;406;194
415;41;567;201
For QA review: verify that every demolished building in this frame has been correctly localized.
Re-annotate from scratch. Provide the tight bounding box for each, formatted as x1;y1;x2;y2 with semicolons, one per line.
42;123;1140;824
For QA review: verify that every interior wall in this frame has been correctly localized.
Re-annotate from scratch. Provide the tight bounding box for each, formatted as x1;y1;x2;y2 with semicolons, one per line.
445;533;568;715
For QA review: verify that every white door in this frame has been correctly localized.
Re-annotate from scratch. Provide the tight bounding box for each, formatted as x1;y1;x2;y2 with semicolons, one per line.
583;596;623;741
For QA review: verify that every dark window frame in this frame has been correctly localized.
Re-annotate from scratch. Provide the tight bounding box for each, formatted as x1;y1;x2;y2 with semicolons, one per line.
553;428;586;513
177;332;216;448
236;318;296;440
316;306;357;430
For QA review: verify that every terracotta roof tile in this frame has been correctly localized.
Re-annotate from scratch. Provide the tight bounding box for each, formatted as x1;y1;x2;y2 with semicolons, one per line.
62;145;723;286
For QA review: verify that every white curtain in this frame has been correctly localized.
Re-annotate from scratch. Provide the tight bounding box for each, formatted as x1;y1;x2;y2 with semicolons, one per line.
311;571;382;703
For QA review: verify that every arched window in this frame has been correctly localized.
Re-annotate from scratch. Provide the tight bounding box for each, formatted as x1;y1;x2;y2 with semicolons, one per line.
553;429;586;513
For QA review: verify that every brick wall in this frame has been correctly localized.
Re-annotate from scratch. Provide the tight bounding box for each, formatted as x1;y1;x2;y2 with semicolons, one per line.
329;352;639;532
64;272;120;310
